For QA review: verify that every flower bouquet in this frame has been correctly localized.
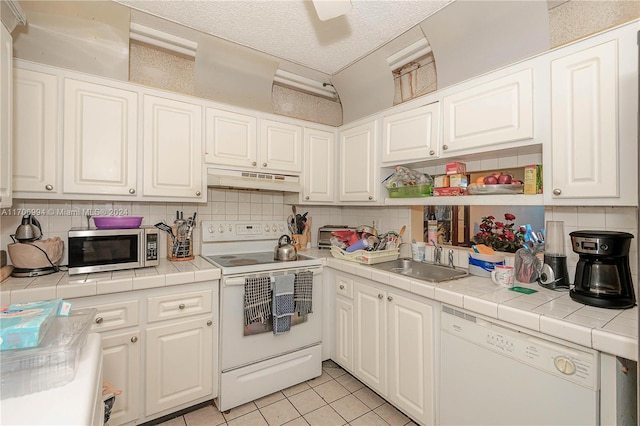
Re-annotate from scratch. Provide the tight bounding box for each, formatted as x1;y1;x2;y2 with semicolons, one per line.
472;213;525;253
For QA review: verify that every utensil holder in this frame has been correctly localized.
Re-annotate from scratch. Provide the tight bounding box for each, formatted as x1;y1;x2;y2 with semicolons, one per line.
167;226;194;261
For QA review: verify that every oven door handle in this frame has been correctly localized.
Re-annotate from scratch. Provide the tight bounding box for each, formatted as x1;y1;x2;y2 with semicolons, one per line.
225;277;274;286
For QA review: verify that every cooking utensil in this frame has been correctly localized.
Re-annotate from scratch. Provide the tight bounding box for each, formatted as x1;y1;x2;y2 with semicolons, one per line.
292;206;298;234
274;235;298;261
13;215;43;242
398;225;406;242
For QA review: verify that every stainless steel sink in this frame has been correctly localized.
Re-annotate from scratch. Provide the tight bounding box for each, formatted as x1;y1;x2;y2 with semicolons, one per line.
370;258;468;283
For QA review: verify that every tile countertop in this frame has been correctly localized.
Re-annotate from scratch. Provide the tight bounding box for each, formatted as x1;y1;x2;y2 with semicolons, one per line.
312;248;639;362
0;257;221;304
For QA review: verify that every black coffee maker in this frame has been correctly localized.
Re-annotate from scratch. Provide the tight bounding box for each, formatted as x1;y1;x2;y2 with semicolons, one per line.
570;231;635;309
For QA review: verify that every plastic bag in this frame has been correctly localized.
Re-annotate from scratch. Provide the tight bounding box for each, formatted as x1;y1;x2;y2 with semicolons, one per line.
384;166;433;188
514;248;543;283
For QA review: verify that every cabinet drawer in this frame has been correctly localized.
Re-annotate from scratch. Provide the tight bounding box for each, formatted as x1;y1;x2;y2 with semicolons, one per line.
336;276;353;299
87;300;140;332
147;289;213;323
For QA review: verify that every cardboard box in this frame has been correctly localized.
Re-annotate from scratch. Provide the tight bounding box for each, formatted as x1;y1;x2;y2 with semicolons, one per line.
524;164;543;194
446;162;466;175
434;187;466;196
449;173;468;188
434;175;450;188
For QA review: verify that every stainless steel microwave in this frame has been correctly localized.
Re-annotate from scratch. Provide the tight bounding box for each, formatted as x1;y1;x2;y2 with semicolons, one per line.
68;226;159;275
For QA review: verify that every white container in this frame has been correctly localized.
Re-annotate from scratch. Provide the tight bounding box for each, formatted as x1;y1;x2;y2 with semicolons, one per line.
412;242;426;261
468;252;506;277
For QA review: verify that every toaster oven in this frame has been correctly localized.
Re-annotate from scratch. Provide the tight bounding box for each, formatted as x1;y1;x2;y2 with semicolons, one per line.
317;226;355;249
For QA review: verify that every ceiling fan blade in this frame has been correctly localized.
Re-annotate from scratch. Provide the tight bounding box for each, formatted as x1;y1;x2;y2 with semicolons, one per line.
312;0;352;21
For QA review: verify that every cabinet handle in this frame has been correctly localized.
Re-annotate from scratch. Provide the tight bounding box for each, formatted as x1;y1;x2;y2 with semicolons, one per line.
179;303;186;310
553;188;562;195
207;320;213;326
263;162;268;167
442;144;449;150
45;184;53;191
305;196;310;200
378;294;383;299
368;196;373;200
131;336;138;343
95;317;104;324
387;296;393;301
129;188;135;194
252;161;257;166
196;191;201;196
429;150;435;156
339;284;345;290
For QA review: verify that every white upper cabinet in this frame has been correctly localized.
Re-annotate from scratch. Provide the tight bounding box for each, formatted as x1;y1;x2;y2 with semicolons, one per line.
302;128;335;203
339;120;379;202
204;108;257;169
63;78;138;196
545;22;637;206
442;68;533;155
260;119;303;173
12;68;58;194
142;95;203;199
0;23;12;207
381;102;440;165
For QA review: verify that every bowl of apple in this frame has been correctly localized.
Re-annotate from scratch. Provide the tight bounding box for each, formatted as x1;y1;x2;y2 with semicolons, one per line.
467;172;524;195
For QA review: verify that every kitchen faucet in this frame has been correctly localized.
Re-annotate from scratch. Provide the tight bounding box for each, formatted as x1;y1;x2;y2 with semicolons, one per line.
431;240;442;264
448;249;455;269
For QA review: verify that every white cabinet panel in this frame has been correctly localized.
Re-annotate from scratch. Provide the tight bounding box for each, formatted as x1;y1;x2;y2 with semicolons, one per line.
12;69;58;193
143;95;203;199
354;280;386;394
204;108;257;168
303;128;335;203
260;119;302;173
335;297;353;371
382;103;440;164
63;79;138;196
0;23;12;207
550;40;618;199
442;68;533;154
339;121;378;202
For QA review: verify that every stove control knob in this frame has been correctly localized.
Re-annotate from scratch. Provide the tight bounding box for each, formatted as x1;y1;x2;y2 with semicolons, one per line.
219;225;225;233
208;226;214;234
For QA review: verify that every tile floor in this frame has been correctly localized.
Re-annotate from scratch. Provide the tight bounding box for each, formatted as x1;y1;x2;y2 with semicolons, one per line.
157;360;418;426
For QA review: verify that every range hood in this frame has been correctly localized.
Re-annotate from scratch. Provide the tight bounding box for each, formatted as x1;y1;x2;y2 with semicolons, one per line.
207;168;301;192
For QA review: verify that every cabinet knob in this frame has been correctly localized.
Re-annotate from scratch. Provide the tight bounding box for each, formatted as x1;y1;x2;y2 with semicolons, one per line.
95;317;104;324
305;196;310;200
378;294;383;299
339;284;345;290
442;144;449;150
553;188;562;195
252;161;257;166
387;296;393;301
429;150;435;156
368;196;373;200
207;320;213;326
129;188;136;194
131;336;138;343
45;184;53;191
263;162;268;167
179;303;186;310
196;191;201;196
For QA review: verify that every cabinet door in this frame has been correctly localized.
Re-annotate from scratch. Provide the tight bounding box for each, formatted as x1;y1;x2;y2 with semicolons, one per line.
303;128;335;203
0;23;12;207
101;330;141;426
334;297;353;371
353;281;386;394
382;103;440;164
260;119;302;173
12;69;58;194
204;108;257;168
143;95;203;199
442;68;533;154
387;292;434;425
63;79;138;195
145;317;214;416
550;40;618;199
339;121;377;202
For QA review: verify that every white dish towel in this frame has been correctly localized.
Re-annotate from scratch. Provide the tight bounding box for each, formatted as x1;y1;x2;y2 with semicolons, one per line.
272;274;295;334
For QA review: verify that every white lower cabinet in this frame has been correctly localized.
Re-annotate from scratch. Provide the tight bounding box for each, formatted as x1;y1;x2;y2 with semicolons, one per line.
333;271;436;425
72;282;218;426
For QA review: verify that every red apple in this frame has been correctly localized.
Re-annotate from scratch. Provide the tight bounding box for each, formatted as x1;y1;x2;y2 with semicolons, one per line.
498;173;513;184
483;175;498;185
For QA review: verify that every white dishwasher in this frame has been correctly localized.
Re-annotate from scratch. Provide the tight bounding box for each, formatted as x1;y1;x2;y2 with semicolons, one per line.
439;305;599;425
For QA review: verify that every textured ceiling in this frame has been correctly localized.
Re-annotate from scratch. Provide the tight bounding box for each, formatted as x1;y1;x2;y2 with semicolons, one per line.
114;0;453;76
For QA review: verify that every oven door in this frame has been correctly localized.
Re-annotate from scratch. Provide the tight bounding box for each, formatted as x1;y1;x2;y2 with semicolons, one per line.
219;266;322;371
